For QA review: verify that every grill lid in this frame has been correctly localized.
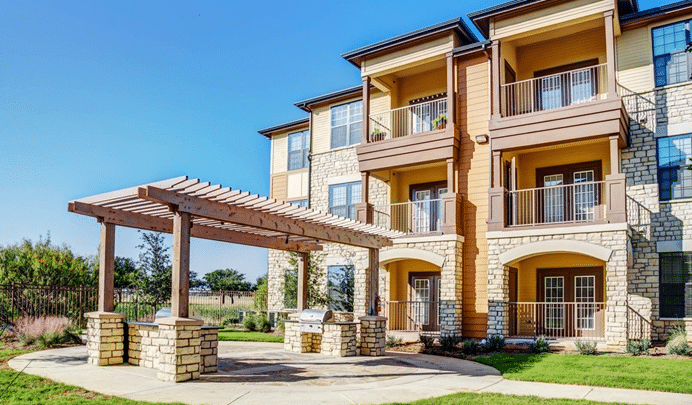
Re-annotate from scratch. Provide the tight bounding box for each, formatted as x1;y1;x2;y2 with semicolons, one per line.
298;309;333;323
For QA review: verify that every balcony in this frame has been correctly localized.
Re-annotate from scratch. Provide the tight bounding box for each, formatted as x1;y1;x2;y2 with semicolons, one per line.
356;98;459;173
384;300;440;332
508;302;606;340
501;64;608;118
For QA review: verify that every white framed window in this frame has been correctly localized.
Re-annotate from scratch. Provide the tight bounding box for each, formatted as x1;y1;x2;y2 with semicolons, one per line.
328;181;361;220
287;130;309;171
330;100;362;149
652;20;692;87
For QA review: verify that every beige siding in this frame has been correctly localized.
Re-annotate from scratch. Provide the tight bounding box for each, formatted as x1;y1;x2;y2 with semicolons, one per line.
270;173;287;201
286;170;309;200
457;56;490;338
370;91;391;115
271;133;288;174
396;67;446;106
362;34;454;77
516;27;606;81
492;0;613;40
616;26;653;92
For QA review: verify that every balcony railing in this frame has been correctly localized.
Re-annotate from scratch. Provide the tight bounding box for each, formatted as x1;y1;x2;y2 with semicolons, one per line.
384;300;440;332
373;199;444;235
508;302;606;340
501;63;608;117
507;181;606;227
369;99;447;142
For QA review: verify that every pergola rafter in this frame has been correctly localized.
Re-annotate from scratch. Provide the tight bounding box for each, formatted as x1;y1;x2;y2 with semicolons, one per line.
68;176;399;318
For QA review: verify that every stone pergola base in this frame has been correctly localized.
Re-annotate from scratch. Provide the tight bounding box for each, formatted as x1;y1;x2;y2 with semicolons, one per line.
284;316;387;357
86;312;126;366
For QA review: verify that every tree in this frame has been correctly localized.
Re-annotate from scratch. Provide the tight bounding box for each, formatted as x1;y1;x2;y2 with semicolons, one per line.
189;271;206;290
282;252;329;309
114;257;140;289
203;268;251;292
0;236;97;286
252;274;267;292
328;265;354;312
253;274;268;312
136;232;171;309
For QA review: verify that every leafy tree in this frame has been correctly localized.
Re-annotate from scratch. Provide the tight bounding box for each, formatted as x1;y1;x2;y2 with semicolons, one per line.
114;257;140;289
136;232;171;309
203;268;251;291
253;274;268;312
252;274;267;291
189;270;206;290
282;252;329;309
0;236;97;286
328;265;354;312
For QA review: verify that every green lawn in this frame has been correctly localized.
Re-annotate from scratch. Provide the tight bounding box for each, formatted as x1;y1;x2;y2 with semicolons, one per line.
382;392;631;405
475;353;692;394
217;329;284;343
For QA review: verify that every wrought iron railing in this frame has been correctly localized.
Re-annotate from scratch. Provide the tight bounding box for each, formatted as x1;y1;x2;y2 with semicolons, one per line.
626;305;653;341
507;181;606;227
373;199;444;234
501;63;608;117
384;300;440;332
508;302;606;339
617;83;657;132
369;99;447;142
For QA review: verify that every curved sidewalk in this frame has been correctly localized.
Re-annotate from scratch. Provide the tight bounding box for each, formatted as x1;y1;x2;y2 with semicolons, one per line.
8;342;692;405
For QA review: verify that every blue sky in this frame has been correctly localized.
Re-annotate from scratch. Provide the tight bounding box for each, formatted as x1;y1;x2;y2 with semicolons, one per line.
0;0;661;280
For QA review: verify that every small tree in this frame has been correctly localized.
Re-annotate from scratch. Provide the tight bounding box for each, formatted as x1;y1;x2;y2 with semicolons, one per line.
136;232;171;310
203;268;251;291
328;265;354;312
253;274;268;312
282;252;329;309
114;257;141;289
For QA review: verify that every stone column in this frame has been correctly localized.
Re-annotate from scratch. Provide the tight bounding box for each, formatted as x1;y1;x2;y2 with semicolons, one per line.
156;317;203;382
199;327;220;374
487;240;509;337
359;316;386;356
605;236;629;349
85;312;125;366
439;239;463;337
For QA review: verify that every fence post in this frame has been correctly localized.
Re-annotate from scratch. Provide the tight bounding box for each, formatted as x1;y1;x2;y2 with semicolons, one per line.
10;283;15;322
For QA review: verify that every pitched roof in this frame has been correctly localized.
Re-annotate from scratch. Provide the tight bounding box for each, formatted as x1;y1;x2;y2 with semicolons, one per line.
257;117;309;138
294;85;364;112
620;0;692;28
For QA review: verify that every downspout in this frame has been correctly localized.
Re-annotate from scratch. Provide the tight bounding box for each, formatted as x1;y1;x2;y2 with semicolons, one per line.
307;108;314;209
482;42;493;192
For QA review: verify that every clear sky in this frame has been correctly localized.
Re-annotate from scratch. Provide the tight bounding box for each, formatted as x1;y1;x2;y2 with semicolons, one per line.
0;0;662;281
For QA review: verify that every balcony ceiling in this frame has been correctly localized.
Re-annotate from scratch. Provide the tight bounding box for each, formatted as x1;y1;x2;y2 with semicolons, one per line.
510;18;604;47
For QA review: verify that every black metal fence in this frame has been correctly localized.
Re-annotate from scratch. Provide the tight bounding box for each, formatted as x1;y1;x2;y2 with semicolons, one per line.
0;284;98;328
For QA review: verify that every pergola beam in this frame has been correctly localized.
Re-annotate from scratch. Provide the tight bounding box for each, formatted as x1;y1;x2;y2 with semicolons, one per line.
139;186;392;249
68;201;322;253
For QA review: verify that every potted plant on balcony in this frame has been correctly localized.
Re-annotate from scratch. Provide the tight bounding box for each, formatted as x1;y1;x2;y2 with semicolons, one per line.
432;114;447;130
370;128;386;142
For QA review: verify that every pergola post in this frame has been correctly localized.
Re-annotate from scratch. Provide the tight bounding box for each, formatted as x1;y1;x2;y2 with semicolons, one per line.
360;247;386;356
98;222;115;312
297;252;309;312
171;211;191;318
368;248;379;316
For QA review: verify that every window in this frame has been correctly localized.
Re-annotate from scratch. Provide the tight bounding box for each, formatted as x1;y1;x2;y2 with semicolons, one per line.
658;134;692;200
328;181;361;220
287;130;309;171
330;100;362;148
652;21;692;87
659;252;692;318
328;265;354;312
289;199;308;208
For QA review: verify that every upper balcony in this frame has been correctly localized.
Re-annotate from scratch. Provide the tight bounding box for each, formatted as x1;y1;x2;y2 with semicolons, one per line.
487;11;629;152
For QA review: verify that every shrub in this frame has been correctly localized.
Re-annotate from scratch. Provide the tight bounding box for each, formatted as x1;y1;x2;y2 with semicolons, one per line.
223;316;240;326
461;339;479;355
386;335;403;348
626;339;650;356
276;320;286;334
487;335;505;352
243;315;257;331
256;314;272;333
440;334;462;350
574;339;598;355
419;334;435;349
529;335;550;353
13;316;82;348
666;328;690;355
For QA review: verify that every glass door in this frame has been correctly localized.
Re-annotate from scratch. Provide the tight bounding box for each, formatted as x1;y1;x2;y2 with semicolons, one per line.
543;174;564;223
573;170;595;222
575;275;596;330
413;278;430;326
544;276;564;330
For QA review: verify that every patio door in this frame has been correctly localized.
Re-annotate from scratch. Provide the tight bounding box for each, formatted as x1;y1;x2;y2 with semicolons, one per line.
537;161;602;224
410;182;446;234
535;59;599;111
410;273;440;331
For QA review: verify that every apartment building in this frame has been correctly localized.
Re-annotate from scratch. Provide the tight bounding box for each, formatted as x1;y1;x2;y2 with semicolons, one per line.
259;0;692;347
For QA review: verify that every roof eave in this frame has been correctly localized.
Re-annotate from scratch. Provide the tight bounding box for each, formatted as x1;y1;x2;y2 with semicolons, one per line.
257;117;310;138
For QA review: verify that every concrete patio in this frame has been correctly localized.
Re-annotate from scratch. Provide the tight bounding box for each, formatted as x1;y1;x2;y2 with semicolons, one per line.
9;341;692;405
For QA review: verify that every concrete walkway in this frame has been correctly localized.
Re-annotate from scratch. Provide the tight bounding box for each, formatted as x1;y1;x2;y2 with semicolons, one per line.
8;342;692;405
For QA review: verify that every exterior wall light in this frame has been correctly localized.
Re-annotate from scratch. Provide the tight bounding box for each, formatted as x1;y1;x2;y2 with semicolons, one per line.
475;134;489;144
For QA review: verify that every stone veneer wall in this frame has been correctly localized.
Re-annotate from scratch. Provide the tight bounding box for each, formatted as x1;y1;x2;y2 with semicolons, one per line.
359;316;386;356
126;322;219;381
623;82;692;340
487;230;629;347
284;320;357;356
86;312;125;366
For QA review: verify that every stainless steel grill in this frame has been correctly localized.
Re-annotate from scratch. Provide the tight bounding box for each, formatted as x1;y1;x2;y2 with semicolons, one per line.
298;309;333;333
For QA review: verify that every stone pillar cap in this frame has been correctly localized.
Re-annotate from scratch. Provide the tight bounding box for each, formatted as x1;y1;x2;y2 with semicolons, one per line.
359;316;388;321
84;311;126;319
156;317;204;326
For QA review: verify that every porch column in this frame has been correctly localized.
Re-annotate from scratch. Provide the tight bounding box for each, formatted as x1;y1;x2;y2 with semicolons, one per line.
356;172;373;224
368;248;379;316
98;221;115;312
604;11;617;98
491;41;501;118
172;211;191;318
363;76;371;143
488;150;505;231
446;53;456;136
606;135;626;223
446;158;456;193
609;135;620;175
296;252;309;312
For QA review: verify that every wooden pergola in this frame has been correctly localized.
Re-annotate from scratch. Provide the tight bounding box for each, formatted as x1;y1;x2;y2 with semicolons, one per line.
68;176;398;317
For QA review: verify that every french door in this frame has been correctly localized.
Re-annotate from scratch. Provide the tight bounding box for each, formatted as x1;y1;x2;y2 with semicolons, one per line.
410;182;446;234
410;273;440;331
